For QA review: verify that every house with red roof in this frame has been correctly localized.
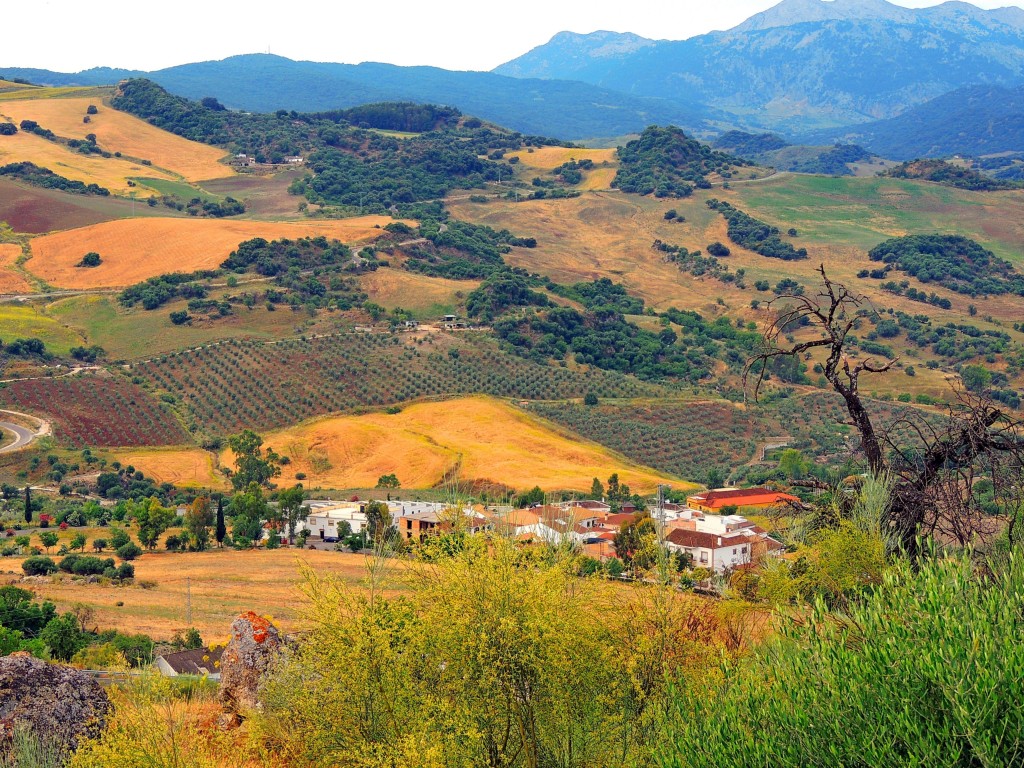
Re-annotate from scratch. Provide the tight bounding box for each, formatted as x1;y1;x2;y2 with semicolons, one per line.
686;487;799;513
665;511;783;572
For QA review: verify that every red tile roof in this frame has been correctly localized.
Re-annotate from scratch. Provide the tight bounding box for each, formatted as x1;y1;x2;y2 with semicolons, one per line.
687;488;799;509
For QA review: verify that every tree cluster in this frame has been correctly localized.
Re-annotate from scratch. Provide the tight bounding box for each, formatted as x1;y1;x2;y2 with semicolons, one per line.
869;233;1024;297
706;199;808;260
0;161;110;196
613;126;746;198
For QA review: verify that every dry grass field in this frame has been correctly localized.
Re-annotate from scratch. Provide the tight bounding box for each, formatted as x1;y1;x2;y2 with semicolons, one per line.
506;146;616;170
359;269;477;315
507;146;618;190
225;395;685;493
114;448;228;490
6;549;379;640
0;129;180;195
451;183;1024;330
0;243;32;293
27;215;403;289
0;97;234;182
449;191;730;313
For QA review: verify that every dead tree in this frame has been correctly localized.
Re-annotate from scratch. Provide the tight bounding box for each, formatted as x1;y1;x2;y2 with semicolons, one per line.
747;265;1024;558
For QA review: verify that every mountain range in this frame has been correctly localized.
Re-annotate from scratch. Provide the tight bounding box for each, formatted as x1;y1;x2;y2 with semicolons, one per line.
497;0;1024;131
4;0;1024;156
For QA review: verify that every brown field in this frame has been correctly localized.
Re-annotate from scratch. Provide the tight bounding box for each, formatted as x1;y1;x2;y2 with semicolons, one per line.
0;129;179;194
7;549;378;640
115;448;228;490
225;395;686;493
201;169;308;219
0;243;32;293
359;269;477;314
0;97;233;182
27;215;404;289
0;177;161;235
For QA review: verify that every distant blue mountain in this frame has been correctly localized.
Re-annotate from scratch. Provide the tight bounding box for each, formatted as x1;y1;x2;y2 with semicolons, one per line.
800;83;1024;159
0;54;712;141
495;0;1024;132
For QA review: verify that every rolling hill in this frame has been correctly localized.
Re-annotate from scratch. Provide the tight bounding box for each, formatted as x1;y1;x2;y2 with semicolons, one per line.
801;84;1024;159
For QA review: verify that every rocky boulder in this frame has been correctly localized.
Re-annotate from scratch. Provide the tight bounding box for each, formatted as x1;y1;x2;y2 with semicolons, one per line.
0;652;111;758
218;611;283;715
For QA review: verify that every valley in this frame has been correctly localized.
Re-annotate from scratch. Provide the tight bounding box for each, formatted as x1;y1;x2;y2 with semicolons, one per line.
0;6;1022;764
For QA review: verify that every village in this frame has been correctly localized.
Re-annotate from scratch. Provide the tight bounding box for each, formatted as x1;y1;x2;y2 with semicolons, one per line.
294;486;791;572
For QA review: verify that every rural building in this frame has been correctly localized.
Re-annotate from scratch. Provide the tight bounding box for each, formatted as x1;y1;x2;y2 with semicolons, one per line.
397;508;491;542
303;502;367;541
665;513;783;572
155;647;224;680
686;487;799;513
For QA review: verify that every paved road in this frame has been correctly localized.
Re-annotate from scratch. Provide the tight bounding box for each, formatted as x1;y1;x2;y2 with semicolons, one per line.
0;421;36;453
0;409;49;454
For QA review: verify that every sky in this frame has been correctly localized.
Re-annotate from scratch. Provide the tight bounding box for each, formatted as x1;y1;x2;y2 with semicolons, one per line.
5;0;1024;73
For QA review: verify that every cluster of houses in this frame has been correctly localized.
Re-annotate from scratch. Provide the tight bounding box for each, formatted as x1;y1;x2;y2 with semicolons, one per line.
155;487;795;681
293;487;795;574
231;153;304;167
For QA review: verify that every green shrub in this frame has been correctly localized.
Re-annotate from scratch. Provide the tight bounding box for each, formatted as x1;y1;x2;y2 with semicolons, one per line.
116;542;142;561
21;556;57;576
660;550;1024;766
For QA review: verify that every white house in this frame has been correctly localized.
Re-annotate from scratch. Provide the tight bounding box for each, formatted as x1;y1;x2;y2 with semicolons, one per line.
665;513;782;572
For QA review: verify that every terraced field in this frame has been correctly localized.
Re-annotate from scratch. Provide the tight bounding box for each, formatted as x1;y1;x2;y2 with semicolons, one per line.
0;374;190;447
529;399;769;481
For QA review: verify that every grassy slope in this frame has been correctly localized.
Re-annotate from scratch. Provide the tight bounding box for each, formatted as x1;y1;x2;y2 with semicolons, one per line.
0;94;233;182
226;395;688;493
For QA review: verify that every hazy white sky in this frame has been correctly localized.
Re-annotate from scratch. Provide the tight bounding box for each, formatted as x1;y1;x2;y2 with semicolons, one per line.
5;0;1024;73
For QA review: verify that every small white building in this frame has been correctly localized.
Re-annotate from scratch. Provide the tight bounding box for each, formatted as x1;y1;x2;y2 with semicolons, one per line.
303;502;367;541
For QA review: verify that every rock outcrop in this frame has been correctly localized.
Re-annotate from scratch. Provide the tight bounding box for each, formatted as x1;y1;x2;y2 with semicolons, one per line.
0;652;112;758
218;611;282;715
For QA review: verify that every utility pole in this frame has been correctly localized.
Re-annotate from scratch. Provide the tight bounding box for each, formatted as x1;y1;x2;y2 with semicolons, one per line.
185;576;192;626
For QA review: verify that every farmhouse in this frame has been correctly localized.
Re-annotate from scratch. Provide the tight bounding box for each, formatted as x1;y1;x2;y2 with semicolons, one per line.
397;508;491;542
665;513;783;572
686;487;799;513
155;647;224;680
303;502;367;541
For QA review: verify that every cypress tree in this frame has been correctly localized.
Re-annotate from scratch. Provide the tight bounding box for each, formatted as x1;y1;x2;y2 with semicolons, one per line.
23;486;31;525
215;497;226;547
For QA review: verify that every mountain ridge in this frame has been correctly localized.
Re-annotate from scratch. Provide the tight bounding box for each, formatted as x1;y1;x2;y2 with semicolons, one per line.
493;0;1024;131
0;54;712;140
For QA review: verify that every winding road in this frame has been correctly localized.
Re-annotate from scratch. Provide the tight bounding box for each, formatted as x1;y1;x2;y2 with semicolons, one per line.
0;410;50;454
